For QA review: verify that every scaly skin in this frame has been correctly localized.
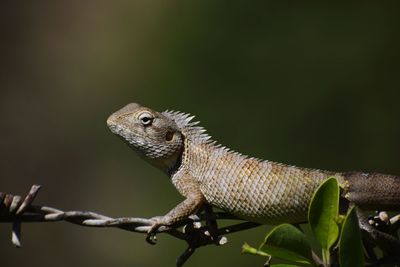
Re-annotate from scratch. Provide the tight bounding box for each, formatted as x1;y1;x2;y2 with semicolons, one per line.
106;103;400;235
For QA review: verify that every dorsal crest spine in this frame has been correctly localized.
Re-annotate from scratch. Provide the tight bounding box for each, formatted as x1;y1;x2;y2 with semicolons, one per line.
162;110;213;145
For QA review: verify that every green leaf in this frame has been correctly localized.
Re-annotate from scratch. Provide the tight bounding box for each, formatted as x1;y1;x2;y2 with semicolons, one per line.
308;177;340;262
260;224;313;265
339;206;365;267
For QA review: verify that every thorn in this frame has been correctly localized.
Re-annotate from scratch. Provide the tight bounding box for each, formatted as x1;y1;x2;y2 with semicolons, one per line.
378;211;389;223
218;236;228;246
10;195;22;213
193;222;201;229
11;222;22;248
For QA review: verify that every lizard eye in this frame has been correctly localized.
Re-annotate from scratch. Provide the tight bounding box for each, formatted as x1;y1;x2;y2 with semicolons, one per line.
138;112;154;126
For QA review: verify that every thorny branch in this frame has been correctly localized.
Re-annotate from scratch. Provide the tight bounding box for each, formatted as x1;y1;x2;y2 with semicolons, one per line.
0;185;260;267
2;186;400;266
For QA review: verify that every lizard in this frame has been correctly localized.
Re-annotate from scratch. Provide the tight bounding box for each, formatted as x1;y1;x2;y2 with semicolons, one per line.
106;102;400;246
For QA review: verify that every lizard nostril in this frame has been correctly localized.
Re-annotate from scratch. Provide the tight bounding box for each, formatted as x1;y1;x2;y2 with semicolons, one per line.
106;115;116;127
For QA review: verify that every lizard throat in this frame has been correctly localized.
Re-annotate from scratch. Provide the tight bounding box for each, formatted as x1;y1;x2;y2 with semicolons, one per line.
167;151;183;177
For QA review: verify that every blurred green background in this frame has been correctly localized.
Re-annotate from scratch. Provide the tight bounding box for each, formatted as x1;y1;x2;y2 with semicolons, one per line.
1;1;400;266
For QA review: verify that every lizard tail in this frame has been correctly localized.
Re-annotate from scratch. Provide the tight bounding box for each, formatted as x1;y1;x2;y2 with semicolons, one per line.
343;172;400;211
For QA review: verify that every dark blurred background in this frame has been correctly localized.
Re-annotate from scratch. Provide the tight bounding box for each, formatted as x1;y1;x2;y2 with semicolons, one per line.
1;1;400;266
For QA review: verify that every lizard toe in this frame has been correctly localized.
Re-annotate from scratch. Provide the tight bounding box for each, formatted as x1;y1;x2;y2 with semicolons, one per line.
146;218;164;245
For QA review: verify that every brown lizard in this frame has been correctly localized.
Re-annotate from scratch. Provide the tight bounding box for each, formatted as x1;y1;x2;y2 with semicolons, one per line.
107;103;400;243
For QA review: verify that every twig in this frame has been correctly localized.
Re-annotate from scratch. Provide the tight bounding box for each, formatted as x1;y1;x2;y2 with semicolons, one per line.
2;185;399;266
311;250;326;267
0;185;260;266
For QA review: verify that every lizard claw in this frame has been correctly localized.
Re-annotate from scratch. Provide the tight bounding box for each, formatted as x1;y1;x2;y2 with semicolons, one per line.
146;231;157;245
146;217;164;245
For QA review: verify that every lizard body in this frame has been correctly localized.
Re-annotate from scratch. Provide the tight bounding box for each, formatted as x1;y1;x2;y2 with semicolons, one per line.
107;103;400;232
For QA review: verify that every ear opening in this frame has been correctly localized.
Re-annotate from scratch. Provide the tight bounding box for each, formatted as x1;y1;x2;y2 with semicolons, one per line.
166;131;174;142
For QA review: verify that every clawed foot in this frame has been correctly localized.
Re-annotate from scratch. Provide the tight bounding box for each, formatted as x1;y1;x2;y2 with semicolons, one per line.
146;216;165;245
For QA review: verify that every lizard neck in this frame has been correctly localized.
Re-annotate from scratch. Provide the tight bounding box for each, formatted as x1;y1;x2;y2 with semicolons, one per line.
165;149;183;177
174;137;244;182
170;137;213;188
147;152;183;175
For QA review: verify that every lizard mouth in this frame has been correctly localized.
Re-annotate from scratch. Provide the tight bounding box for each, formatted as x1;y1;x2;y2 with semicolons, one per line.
107;123;166;157
108;124;144;147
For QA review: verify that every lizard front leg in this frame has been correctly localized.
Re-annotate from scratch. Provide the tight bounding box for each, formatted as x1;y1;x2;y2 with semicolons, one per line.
147;191;205;244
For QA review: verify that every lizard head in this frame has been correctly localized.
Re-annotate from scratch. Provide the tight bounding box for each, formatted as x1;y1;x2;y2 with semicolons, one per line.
107;103;184;173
